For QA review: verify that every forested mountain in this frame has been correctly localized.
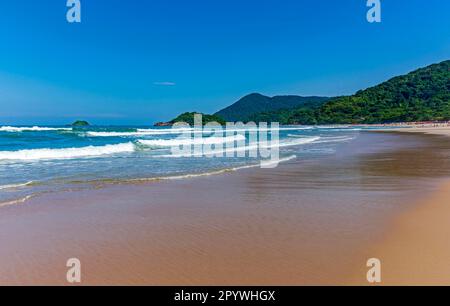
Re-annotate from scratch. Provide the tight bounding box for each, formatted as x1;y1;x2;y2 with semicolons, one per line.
280;60;450;124
214;93;329;122
169;112;226;126
165;60;449;125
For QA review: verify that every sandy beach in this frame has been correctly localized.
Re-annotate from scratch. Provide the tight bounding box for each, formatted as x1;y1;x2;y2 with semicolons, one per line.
1;130;450;285
395;127;450;137
351;126;450;285
359;180;450;285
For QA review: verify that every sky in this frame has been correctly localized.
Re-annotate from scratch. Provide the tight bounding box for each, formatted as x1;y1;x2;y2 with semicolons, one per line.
0;0;449;125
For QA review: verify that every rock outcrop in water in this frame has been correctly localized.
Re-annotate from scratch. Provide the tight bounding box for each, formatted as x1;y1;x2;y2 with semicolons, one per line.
71;120;90;127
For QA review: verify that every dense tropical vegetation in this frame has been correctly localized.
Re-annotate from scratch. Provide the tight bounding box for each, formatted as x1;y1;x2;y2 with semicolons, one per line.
311;60;450;124
169;112;226;126
250;60;450;124
168;60;449;125
215;93;329;122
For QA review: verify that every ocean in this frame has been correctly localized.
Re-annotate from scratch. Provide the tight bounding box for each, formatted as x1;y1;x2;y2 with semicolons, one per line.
0;125;379;206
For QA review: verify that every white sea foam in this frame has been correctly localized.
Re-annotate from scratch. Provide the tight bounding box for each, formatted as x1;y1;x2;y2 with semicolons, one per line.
315;125;352;129
323;128;362;132
86;126;313;137
219;127;314;133
0;126;72;132
0;143;135;161
87;128;194;137
137;135;246;147
87;131;172;137
276;126;314;131
158;136;320;158
127;155;298;182
259;154;297;168
219;126;313;132
288;134;355;142
86;131;137;137
137;127;312;132
287;134;312;138
313;136;355;144
314;126;363;131
0;195;34;208
0;181;34;190
234;136;320;152
136;128;194;133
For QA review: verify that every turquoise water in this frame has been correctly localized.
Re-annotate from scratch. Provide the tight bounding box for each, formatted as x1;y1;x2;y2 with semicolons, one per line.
0;125;372;205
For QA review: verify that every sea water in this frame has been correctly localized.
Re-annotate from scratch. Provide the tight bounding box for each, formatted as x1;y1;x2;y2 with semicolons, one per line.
0;125;379;206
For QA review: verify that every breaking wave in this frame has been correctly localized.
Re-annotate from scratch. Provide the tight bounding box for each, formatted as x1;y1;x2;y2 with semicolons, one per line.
0;126;72;132
0;181;34;190
0;143;135;161
86;126;314;138
86;128;194;137
137;135;246;147
158;136;320;158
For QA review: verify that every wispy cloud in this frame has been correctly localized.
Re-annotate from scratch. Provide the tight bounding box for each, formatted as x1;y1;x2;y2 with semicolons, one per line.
153;81;176;86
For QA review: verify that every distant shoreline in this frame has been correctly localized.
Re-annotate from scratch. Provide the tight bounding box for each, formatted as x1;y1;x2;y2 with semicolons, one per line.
376;124;450;136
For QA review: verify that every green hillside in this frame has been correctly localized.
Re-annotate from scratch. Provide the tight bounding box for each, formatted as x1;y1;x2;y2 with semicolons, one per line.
214;93;329;122
288;60;450;124
167;60;449;125
170;112;226;126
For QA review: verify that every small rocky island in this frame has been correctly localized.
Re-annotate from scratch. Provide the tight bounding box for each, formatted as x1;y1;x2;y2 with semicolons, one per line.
71;120;90;127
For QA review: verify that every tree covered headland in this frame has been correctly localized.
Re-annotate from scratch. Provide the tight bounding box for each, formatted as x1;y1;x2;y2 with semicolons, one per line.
215;93;329;122
252;60;450;125
170;112;226;126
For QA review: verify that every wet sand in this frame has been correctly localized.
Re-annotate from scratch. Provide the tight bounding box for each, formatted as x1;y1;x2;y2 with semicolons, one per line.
353;181;450;285
347;127;450;285
1;132;450;285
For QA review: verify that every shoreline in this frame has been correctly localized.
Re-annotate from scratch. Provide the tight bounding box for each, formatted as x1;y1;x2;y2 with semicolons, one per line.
380;126;450;136
0;155;298;209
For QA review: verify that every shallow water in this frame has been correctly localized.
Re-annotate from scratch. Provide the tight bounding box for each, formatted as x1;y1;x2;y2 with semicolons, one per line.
0;125;369;205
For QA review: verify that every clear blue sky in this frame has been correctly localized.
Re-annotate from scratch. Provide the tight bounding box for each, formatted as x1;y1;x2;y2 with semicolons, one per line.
0;0;449;125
